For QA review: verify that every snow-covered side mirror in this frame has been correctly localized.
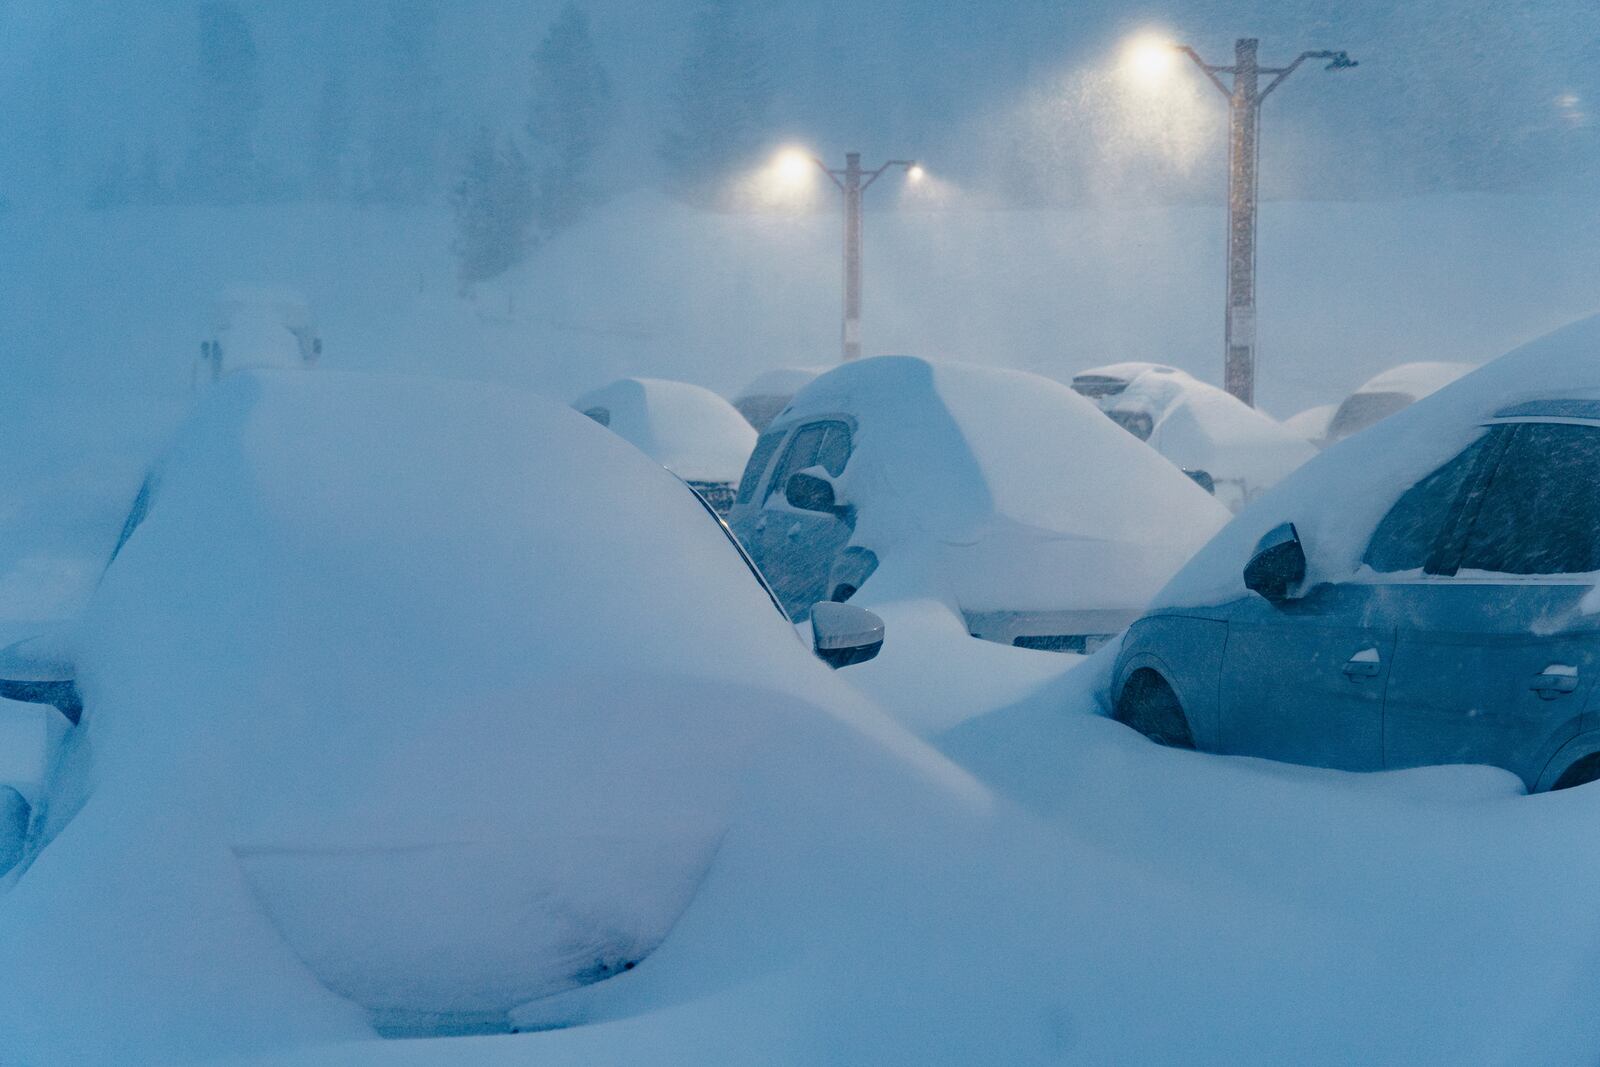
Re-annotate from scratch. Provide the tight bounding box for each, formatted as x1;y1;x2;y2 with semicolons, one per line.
1244;522;1306;604
0;633;82;724
811;602;884;669
785;471;838;514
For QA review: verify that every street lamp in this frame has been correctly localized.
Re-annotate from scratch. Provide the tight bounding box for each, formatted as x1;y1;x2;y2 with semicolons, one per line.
780;149;920;362
1165;39;1357;406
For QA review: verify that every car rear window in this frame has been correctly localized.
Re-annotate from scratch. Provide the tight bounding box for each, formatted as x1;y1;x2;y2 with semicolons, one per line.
1454;423;1600;575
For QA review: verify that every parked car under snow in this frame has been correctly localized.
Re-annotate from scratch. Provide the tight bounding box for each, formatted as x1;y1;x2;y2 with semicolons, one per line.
1110;314;1600;792
1321;360;1474;446
727;356;1230;654
1070;362;1318;512
574;376;756;513
0;370;886;1038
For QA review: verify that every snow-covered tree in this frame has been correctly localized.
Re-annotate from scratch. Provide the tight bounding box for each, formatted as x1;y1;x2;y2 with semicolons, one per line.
659;0;772;203
187;1;262;203
450;127;537;294
527;3;614;237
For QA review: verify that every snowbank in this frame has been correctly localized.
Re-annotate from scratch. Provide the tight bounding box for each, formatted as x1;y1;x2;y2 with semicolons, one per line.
0;370;976;1062
572;376;756;484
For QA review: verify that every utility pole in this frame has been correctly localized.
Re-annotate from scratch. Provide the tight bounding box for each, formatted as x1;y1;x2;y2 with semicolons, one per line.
813;152;918;362
1177;40;1356;406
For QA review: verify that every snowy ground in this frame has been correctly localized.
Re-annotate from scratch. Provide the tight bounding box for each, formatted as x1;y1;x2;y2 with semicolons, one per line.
210;652;1600;1066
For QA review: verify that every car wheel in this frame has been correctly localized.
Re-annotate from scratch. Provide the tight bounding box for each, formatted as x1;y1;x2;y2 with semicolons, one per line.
1551;752;1600;791
1114;669;1195;750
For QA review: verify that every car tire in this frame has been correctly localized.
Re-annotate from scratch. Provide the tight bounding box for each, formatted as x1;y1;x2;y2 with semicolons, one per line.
1550;752;1600;791
1114;669;1195;750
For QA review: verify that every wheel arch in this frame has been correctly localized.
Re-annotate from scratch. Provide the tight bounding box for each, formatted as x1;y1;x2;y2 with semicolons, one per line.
1533;725;1600;792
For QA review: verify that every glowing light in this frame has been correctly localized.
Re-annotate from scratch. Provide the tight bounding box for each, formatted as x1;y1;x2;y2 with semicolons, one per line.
1123;35;1178;86
772;147;816;187
906;164;926;182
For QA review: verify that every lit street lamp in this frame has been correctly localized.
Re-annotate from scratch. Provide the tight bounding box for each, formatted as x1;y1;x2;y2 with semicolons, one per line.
1152;38;1357;406
779;149;921;362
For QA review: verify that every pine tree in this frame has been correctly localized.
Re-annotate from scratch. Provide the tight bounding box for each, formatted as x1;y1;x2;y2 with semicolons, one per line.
450;128;537;294
659;0;772;204
188;1;262;203
527;3;614;237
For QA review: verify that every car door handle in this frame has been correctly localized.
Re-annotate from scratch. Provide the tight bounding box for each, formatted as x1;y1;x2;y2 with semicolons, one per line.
786;522;804;541
754;515;767;533
1531;667;1580;700
1342;650;1381;678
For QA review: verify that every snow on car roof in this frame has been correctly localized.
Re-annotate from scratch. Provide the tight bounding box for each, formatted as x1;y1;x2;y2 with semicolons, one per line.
1154;314;1600;610
1351;360;1474;399
1074;362;1318;494
777;356;1230;612
1283;402;1338;442
573;377;756;484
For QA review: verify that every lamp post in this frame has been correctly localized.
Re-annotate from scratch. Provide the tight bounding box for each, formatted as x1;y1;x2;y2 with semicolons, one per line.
1173;40;1356;406
809;152;920;362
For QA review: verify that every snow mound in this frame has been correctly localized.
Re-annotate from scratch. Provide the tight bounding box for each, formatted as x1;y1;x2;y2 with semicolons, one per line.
573;377;756;484
0;370;970;1062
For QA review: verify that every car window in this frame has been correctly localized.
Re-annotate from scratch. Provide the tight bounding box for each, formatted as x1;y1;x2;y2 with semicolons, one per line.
816;422;853;477
1328;391;1413;440
1109;409;1155;442
761;422;830;504
582;406;610;427
1364;430;1500;573
736;429;786;505
1452;423;1600;575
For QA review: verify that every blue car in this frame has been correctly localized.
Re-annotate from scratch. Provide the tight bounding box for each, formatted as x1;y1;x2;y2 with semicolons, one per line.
1111;319;1600;792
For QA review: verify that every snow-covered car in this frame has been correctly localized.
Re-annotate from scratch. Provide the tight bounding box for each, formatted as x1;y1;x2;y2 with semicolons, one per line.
1069;362;1318;512
1283;402;1337;443
729;366;825;432
196;285;322;385
727;356;1230;653
1321;361;1474;445
0;370;887;1039
574;377;756;513
1110;314;1600;792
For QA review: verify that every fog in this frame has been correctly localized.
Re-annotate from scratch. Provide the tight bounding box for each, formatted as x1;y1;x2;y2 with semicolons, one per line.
1;1;1596;622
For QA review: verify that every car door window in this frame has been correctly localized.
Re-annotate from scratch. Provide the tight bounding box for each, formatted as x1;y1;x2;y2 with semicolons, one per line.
736;429;786;506
1363;429;1503;573
762;421;850;505
1452;423;1600;575
815;422;853;477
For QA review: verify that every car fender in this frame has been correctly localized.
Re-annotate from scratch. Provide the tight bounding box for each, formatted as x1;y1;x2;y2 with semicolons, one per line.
1532;725;1600;792
1113;614;1229;749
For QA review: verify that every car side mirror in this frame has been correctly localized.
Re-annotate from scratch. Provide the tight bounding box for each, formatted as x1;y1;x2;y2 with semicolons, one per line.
1243;522;1306;604
0;634;82;724
785;471;837;513
1182;468;1216;495
811;602;884;668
